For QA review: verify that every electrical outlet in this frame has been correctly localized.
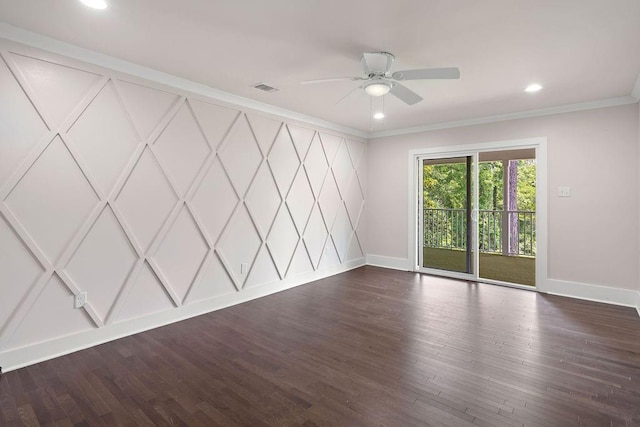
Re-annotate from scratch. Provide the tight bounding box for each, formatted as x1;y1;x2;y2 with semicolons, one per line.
75;291;87;309
240;263;248;274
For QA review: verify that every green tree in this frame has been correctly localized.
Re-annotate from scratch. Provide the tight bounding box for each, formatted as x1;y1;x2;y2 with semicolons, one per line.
478;161;503;210
516;159;536;211
422;158;537;254
423;160;535;211
422;162;468;209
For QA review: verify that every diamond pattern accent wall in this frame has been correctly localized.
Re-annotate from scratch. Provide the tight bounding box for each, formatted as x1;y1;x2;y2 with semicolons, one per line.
154;101;212;196
64;206;137;322
67;82;140;196
5;136;100;264
0;41;367;356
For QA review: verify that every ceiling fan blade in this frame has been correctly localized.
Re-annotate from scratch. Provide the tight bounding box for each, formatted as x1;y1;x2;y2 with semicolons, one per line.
362;52;394;75
389;83;423;105
301;76;363;85
392;67;460;81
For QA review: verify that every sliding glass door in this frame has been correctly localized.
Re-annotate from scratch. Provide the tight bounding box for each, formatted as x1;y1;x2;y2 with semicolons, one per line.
418;154;477;280
416;148;537;288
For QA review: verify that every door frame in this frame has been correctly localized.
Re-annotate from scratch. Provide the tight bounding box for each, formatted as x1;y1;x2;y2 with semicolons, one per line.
408;137;548;292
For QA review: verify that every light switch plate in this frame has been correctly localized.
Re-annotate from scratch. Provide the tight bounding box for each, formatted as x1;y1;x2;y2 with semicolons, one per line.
558;186;571;197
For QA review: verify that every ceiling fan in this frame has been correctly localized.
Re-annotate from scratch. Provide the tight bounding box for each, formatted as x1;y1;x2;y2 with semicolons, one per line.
301;52;460;105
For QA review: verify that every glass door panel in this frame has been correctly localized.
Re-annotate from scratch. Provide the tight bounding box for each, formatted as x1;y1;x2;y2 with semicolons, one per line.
477;151;536;286
419;156;475;276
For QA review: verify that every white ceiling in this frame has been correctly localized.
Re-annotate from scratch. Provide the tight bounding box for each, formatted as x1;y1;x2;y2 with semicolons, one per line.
1;0;639;133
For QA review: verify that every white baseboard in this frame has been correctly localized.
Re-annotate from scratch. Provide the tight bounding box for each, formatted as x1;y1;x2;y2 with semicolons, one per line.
0;258;365;373
364;255;640;318
366;254;410;271
4;259;635;373
544;278;640;312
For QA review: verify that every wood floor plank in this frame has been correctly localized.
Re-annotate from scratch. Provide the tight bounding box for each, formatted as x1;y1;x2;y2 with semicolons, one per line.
1;266;639;425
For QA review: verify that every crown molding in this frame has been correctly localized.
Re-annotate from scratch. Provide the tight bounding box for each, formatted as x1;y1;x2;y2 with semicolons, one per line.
369;96;639;139
0;23;368;139
1;23;639;142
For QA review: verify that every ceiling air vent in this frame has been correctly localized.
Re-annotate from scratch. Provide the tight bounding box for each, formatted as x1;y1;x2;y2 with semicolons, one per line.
252;82;279;93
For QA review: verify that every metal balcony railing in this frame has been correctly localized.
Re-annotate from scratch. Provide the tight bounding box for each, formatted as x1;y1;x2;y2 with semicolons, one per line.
423;208;536;256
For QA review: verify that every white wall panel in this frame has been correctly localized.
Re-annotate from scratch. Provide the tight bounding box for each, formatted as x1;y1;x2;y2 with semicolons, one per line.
245;246;280;289
303;204;329;270
245;113;281;155
304;134;329;199
318;173;342;229
288;125;315;160
216;205;262;289
190;100;239;150
114;262;174;323
152;206;209;303
115;147;177;252
267;206;300;278
268;126;300;197
154;102;211;197
67;82;139;195
5;136;99;264
7;275;95;350
332;140;355;197
0;216;44;334
0;39;366;370
286;169;314;234
332;205;353;263
320;133;341;165
245;164;281;237
319;236;341;269
347;139;365;170
0;56;47;189
346;234;364;262
9;53;100;128
117;80;179;140
186;253;236;303
219;115;262;197
64;206;137;322
190;157;239;244
288;242;314;278
344;174;365;227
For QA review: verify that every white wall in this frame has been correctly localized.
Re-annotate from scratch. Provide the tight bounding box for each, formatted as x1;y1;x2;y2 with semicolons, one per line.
367;104;640;293
0;34;637;372
0;39;366;371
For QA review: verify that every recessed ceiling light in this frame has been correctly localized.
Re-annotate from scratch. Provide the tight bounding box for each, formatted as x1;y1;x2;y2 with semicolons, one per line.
373;112;385;120
524;83;543;93
79;0;108;9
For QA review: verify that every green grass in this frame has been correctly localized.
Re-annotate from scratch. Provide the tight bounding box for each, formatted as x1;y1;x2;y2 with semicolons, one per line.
423;247;535;286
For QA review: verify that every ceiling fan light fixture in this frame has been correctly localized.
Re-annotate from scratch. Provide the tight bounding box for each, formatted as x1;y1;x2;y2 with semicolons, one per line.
364;81;392;97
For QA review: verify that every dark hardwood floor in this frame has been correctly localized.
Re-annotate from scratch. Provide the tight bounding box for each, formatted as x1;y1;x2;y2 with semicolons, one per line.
1;266;640;426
